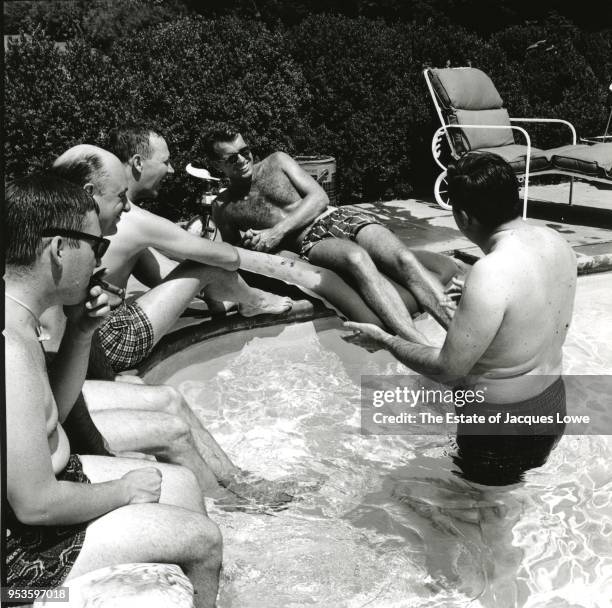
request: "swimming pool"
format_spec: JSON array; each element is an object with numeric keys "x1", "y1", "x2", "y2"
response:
[{"x1": 145, "y1": 272, "x2": 612, "y2": 608}]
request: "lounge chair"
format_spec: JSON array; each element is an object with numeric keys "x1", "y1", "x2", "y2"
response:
[{"x1": 423, "y1": 67, "x2": 612, "y2": 215}]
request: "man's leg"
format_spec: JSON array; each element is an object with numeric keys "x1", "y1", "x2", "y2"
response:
[
  {"x1": 355, "y1": 225, "x2": 458, "y2": 327},
  {"x1": 66, "y1": 456, "x2": 221, "y2": 608},
  {"x1": 307, "y1": 239, "x2": 428, "y2": 342},
  {"x1": 89, "y1": 408, "x2": 221, "y2": 494},
  {"x1": 82, "y1": 381, "x2": 293, "y2": 506},
  {"x1": 135, "y1": 260, "x2": 291, "y2": 348},
  {"x1": 83, "y1": 381, "x2": 238, "y2": 484}
]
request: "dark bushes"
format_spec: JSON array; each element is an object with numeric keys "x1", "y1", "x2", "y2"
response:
[{"x1": 5, "y1": 15, "x2": 611, "y2": 218}]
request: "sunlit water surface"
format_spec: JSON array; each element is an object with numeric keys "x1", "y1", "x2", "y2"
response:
[{"x1": 155, "y1": 273, "x2": 612, "y2": 608}]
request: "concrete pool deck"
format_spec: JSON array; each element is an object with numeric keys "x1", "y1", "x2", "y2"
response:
[{"x1": 362, "y1": 180, "x2": 612, "y2": 273}]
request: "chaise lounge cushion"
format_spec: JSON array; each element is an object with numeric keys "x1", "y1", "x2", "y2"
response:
[
  {"x1": 475, "y1": 145, "x2": 551, "y2": 173},
  {"x1": 431, "y1": 68, "x2": 504, "y2": 110},
  {"x1": 452, "y1": 109, "x2": 515, "y2": 150},
  {"x1": 548, "y1": 143, "x2": 612, "y2": 178}
]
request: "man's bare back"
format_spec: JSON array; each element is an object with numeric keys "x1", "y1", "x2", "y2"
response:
[{"x1": 458, "y1": 221, "x2": 576, "y2": 400}]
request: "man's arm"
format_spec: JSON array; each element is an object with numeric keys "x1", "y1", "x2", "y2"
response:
[
  {"x1": 139, "y1": 208, "x2": 240, "y2": 271},
  {"x1": 6, "y1": 336, "x2": 160, "y2": 526},
  {"x1": 132, "y1": 247, "x2": 180, "y2": 288},
  {"x1": 346, "y1": 260, "x2": 507, "y2": 383},
  {"x1": 243, "y1": 153, "x2": 329, "y2": 252},
  {"x1": 47, "y1": 286, "x2": 110, "y2": 422},
  {"x1": 273, "y1": 152, "x2": 329, "y2": 237},
  {"x1": 211, "y1": 198, "x2": 242, "y2": 245}
]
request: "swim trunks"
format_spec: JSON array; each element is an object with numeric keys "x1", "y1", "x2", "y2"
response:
[
  {"x1": 96, "y1": 300, "x2": 155, "y2": 372},
  {"x1": 453, "y1": 377, "x2": 566, "y2": 486},
  {"x1": 6, "y1": 455, "x2": 90, "y2": 590},
  {"x1": 299, "y1": 205, "x2": 384, "y2": 259}
]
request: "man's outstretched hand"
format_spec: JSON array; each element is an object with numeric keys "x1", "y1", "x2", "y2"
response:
[
  {"x1": 342, "y1": 321, "x2": 392, "y2": 353},
  {"x1": 242, "y1": 228, "x2": 284, "y2": 253}
]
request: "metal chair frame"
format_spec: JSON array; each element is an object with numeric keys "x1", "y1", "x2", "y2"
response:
[{"x1": 424, "y1": 68, "x2": 612, "y2": 216}]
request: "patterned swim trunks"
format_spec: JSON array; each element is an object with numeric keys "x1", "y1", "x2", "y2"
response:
[
  {"x1": 6, "y1": 455, "x2": 90, "y2": 590},
  {"x1": 96, "y1": 300, "x2": 155, "y2": 372},
  {"x1": 299, "y1": 206, "x2": 384, "y2": 259}
]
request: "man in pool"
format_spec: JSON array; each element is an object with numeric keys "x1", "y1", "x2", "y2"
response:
[
  {"x1": 52, "y1": 139, "x2": 291, "y2": 375},
  {"x1": 345, "y1": 152, "x2": 577, "y2": 484},
  {"x1": 6, "y1": 174, "x2": 221, "y2": 608},
  {"x1": 204, "y1": 128, "x2": 462, "y2": 343},
  {"x1": 46, "y1": 143, "x2": 293, "y2": 504}
]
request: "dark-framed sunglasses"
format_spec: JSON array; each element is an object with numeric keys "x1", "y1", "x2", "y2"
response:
[
  {"x1": 220, "y1": 146, "x2": 252, "y2": 165},
  {"x1": 41, "y1": 228, "x2": 110, "y2": 262}
]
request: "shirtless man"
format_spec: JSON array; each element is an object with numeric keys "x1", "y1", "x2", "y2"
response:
[
  {"x1": 6, "y1": 174, "x2": 221, "y2": 608},
  {"x1": 346, "y1": 152, "x2": 577, "y2": 483},
  {"x1": 47, "y1": 144, "x2": 292, "y2": 503},
  {"x1": 52, "y1": 139, "x2": 291, "y2": 375},
  {"x1": 205, "y1": 128, "x2": 461, "y2": 342}
]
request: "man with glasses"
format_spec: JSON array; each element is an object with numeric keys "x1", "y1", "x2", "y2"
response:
[
  {"x1": 206, "y1": 128, "x2": 462, "y2": 344},
  {"x1": 5, "y1": 174, "x2": 222, "y2": 608}
]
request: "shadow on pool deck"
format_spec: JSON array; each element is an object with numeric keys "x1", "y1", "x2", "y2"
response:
[{"x1": 362, "y1": 180, "x2": 612, "y2": 272}]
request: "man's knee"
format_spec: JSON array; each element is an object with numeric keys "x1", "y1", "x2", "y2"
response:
[
  {"x1": 190, "y1": 517, "x2": 223, "y2": 566},
  {"x1": 162, "y1": 416, "x2": 195, "y2": 455},
  {"x1": 149, "y1": 385, "x2": 184, "y2": 417},
  {"x1": 343, "y1": 245, "x2": 375, "y2": 276},
  {"x1": 395, "y1": 248, "x2": 419, "y2": 271}
]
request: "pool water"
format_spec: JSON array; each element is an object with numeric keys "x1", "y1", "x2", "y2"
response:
[{"x1": 151, "y1": 273, "x2": 612, "y2": 608}]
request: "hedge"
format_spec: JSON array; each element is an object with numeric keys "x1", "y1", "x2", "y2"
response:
[{"x1": 5, "y1": 15, "x2": 611, "y2": 219}]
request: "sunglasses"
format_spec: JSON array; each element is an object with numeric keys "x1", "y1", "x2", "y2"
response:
[
  {"x1": 41, "y1": 228, "x2": 110, "y2": 263},
  {"x1": 220, "y1": 146, "x2": 252, "y2": 165}
]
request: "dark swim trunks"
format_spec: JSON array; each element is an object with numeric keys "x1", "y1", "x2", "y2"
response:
[
  {"x1": 453, "y1": 377, "x2": 566, "y2": 486},
  {"x1": 299, "y1": 206, "x2": 384, "y2": 259},
  {"x1": 96, "y1": 300, "x2": 155, "y2": 372},
  {"x1": 6, "y1": 455, "x2": 90, "y2": 589}
]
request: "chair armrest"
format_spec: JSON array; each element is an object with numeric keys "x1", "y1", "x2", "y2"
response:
[
  {"x1": 432, "y1": 124, "x2": 532, "y2": 220},
  {"x1": 510, "y1": 118, "x2": 577, "y2": 145},
  {"x1": 432, "y1": 124, "x2": 533, "y2": 167}
]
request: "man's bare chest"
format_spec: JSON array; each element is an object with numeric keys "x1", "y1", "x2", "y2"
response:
[{"x1": 224, "y1": 179, "x2": 299, "y2": 229}]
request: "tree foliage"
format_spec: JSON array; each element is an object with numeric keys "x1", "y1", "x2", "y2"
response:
[{"x1": 5, "y1": 13, "x2": 611, "y2": 217}]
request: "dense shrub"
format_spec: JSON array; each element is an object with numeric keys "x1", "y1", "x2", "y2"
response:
[
  {"x1": 5, "y1": 18, "x2": 312, "y2": 219},
  {"x1": 5, "y1": 14, "x2": 612, "y2": 217}
]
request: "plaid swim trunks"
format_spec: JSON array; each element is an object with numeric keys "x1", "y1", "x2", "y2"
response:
[
  {"x1": 6, "y1": 455, "x2": 90, "y2": 590},
  {"x1": 96, "y1": 300, "x2": 155, "y2": 372},
  {"x1": 299, "y1": 205, "x2": 383, "y2": 259}
]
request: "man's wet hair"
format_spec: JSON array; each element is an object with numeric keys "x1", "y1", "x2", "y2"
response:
[
  {"x1": 6, "y1": 173, "x2": 98, "y2": 268},
  {"x1": 108, "y1": 126, "x2": 162, "y2": 163},
  {"x1": 447, "y1": 152, "x2": 521, "y2": 229},
  {"x1": 203, "y1": 127, "x2": 242, "y2": 160},
  {"x1": 52, "y1": 148, "x2": 108, "y2": 189}
]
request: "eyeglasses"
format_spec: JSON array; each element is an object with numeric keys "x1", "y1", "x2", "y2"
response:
[
  {"x1": 220, "y1": 146, "x2": 252, "y2": 165},
  {"x1": 41, "y1": 228, "x2": 110, "y2": 263}
]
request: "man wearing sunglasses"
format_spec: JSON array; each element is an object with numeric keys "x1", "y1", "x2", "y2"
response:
[
  {"x1": 6, "y1": 174, "x2": 222, "y2": 608},
  {"x1": 206, "y1": 128, "x2": 462, "y2": 343}
]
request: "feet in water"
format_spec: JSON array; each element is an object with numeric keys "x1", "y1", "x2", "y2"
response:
[
  {"x1": 214, "y1": 473, "x2": 324, "y2": 514},
  {"x1": 239, "y1": 290, "x2": 293, "y2": 317}
]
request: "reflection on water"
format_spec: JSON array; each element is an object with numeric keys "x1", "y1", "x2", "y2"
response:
[{"x1": 163, "y1": 274, "x2": 612, "y2": 608}]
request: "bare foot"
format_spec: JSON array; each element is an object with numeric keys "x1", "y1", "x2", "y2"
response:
[
  {"x1": 224, "y1": 475, "x2": 294, "y2": 507},
  {"x1": 238, "y1": 291, "x2": 293, "y2": 317}
]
